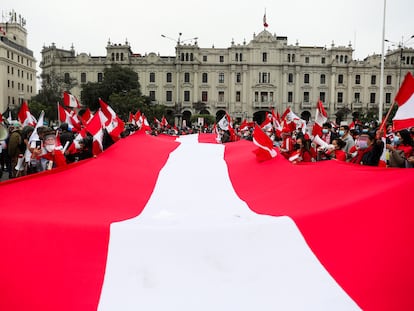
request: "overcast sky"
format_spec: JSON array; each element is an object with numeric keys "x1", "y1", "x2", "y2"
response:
[{"x1": 3, "y1": 0, "x2": 414, "y2": 69}]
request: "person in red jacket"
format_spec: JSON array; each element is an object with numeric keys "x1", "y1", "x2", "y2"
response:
[{"x1": 40, "y1": 131, "x2": 67, "y2": 170}]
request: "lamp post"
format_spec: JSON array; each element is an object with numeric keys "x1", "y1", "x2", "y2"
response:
[{"x1": 161, "y1": 33, "x2": 198, "y2": 128}]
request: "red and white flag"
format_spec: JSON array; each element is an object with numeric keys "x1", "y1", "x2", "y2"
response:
[
  {"x1": 17, "y1": 101, "x2": 37, "y2": 127},
  {"x1": 85, "y1": 113, "x2": 104, "y2": 155},
  {"x1": 260, "y1": 116, "x2": 273, "y2": 132},
  {"x1": 57, "y1": 103, "x2": 81, "y2": 131},
  {"x1": 393, "y1": 72, "x2": 414, "y2": 131},
  {"x1": 263, "y1": 12, "x2": 269, "y2": 28},
  {"x1": 80, "y1": 108, "x2": 93, "y2": 125},
  {"x1": 161, "y1": 116, "x2": 168, "y2": 128},
  {"x1": 63, "y1": 92, "x2": 80, "y2": 108},
  {"x1": 253, "y1": 124, "x2": 277, "y2": 162},
  {"x1": 312, "y1": 100, "x2": 328, "y2": 137},
  {"x1": 98, "y1": 99, "x2": 124, "y2": 141}
]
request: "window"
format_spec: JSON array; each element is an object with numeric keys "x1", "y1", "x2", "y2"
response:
[
  {"x1": 371, "y1": 75, "x2": 376, "y2": 85},
  {"x1": 386, "y1": 75, "x2": 392, "y2": 85},
  {"x1": 64, "y1": 73, "x2": 70, "y2": 84},
  {"x1": 218, "y1": 91, "x2": 224, "y2": 102},
  {"x1": 236, "y1": 72, "x2": 241, "y2": 83},
  {"x1": 202, "y1": 91, "x2": 208, "y2": 102},
  {"x1": 320, "y1": 74, "x2": 326, "y2": 84},
  {"x1": 305, "y1": 56, "x2": 309, "y2": 64},
  {"x1": 218, "y1": 72, "x2": 225, "y2": 83},
  {"x1": 262, "y1": 52, "x2": 267, "y2": 62},
  {"x1": 337, "y1": 92, "x2": 343, "y2": 103},
  {"x1": 370, "y1": 92, "x2": 376, "y2": 104},
  {"x1": 202, "y1": 73, "x2": 208, "y2": 83},
  {"x1": 166, "y1": 72, "x2": 172, "y2": 83},
  {"x1": 319, "y1": 92, "x2": 326, "y2": 103},
  {"x1": 292, "y1": 54, "x2": 295, "y2": 62},
  {"x1": 355, "y1": 74, "x2": 361, "y2": 85},
  {"x1": 303, "y1": 92, "x2": 310, "y2": 103},
  {"x1": 288, "y1": 73, "x2": 293, "y2": 83},
  {"x1": 385, "y1": 93, "x2": 391, "y2": 104},
  {"x1": 184, "y1": 90, "x2": 190, "y2": 102},
  {"x1": 149, "y1": 91, "x2": 156, "y2": 101},
  {"x1": 259, "y1": 72, "x2": 270, "y2": 83},
  {"x1": 81, "y1": 72, "x2": 86, "y2": 83},
  {"x1": 97, "y1": 72, "x2": 103, "y2": 82},
  {"x1": 149, "y1": 72, "x2": 155, "y2": 83},
  {"x1": 239, "y1": 53, "x2": 243, "y2": 62},
  {"x1": 304, "y1": 73, "x2": 309, "y2": 84},
  {"x1": 287, "y1": 54, "x2": 291, "y2": 62},
  {"x1": 321, "y1": 57, "x2": 325, "y2": 64},
  {"x1": 338, "y1": 74, "x2": 344, "y2": 84},
  {"x1": 354, "y1": 92, "x2": 361, "y2": 103},
  {"x1": 184, "y1": 72, "x2": 190, "y2": 83},
  {"x1": 219, "y1": 55, "x2": 224, "y2": 63},
  {"x1": 203, "y1": 55, "x2": 207, "y2": 62},
  {"x1": 260, "y1": 92, "x2": 268, "y2": 102},
  {"x1": 236, "y1": 91, "x2": 241, "y2": 102},
  {"x1": 166, "y1": 91, "x2": 172, "y2": 102},
  {"x1": 288, "y1": 92, "x2": 293, "y2": 103}
]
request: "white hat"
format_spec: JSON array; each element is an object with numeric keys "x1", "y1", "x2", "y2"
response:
[{"x1": 340, "y1": 121, "x2": 348, "y2": 127}]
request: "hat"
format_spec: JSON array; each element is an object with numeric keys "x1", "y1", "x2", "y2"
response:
[
  {"x1": 339, "y1": 121, "x2": 348, "y2": 127},
  {"x1": 42, "y1": 130, "x2": 56, "y2": 140}
]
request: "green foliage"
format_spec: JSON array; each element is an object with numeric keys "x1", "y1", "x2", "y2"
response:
[
  {"x1": 81, "y1": 65, "x2": 143, "y2": 118},
  {"x1": 27, "y1": 100, "x2": 56, "y2": 124},
  {"x1": 29, "y1": 70, "x2": 78, "y2": 123},
  {"x1": 81, "y1": 82, "x2": 104, "y2": 111},
  {"x1": 101, "y1": 65, "x2": 140, "y2": 99}
]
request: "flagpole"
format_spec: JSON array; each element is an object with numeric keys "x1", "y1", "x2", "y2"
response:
[{"x1": 379, "y1": 0, "x2": 386, "y2": 124}]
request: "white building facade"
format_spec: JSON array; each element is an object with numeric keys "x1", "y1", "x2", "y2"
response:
[
  {"x1": 40, "y1": 29, "x2": 414, "y2": 123},
  {"x1": 0, "y1": 11, "x2": 37, "y2": 114}
]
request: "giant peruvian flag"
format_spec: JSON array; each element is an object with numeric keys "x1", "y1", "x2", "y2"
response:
[
  {"x1": 393, "y1": 71, "x2": 414, "y2": 131},
  {"x1": 1, "y1": 133, "x2": 414, "y2": 310}
]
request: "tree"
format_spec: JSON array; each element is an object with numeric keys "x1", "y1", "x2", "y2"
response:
[
  {"x1": 30, "y1": 70, "x2": 78, "y2": 122},
  {"x1": 81, "y1": 65, "x2": 142, "y2": 115}
]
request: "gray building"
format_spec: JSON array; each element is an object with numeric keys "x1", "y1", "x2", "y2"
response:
[
  {"x1": 40, "y1": 29, "x2": 414, "y2": 124},
  {"x1": 0, "y1": 11, "x2": 37, "y2": 114}
]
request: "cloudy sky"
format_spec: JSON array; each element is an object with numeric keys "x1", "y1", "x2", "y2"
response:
[{"x1": 3, "y1": 0, "x2": 413, "y2": 70}]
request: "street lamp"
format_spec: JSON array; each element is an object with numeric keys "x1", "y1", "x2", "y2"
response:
[{"x1": 160, "y1": 33, "x2": 198, "y2": 127}]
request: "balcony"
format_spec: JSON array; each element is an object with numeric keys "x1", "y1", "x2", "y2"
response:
[
  {"x1": 352, "y1": 101, "x2": 363, "y2": 109},
  {"x1": 253, "y1": 101, "x2": 274, "y2": 109},
  {"x1": 215, "y1": 101, "x2": 228, "y2": 109},
  {"x1": 301, "y1": 102, "x2": 312, "y2": 109}
]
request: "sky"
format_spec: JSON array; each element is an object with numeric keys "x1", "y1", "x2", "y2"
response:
[{"x1": 2, "y1": 0, "x2": 414, "y2": 80}]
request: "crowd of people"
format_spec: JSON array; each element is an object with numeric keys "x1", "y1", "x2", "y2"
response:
[
  {"x1": 216, "y1": 121, "x2": 414, "y2": 168},
  {"x1": 1, "y1": 118, "x2": 413, "y2": 182}
]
